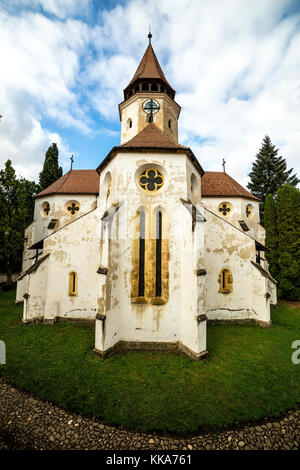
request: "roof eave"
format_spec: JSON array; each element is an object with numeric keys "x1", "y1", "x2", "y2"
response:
[
  {"x1": 201, "y1": 194, "x2": 260, "y2": 202},
  {"x1": 97, "y1": 146, "x2": 204, "y2": 176},
  {"x1": 34, "y1": 191, "x2": 99, "y2": 199}
]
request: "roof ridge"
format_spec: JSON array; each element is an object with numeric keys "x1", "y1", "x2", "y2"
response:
[
  {"x1": 224, "y1": 172, "x2": 241, "y2": 197},
  {"x1": 152, "y1": 123, "x2": 186, "y2": 147},
  {"x1": 226, "y1": 173, "x2": 255, "y2": 198},
  {"x1": 56, "y1": 170, "x2": 71, "y2": 192},
  {"x1": 121, "y1": 123, "x2": 187, "y2": 149}
]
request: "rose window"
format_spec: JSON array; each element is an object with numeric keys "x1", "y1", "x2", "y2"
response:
[
  {"x1": 218, "y1": 203, "x2": 231, "y2": 216},
  {"x1": 139, "y1": 168, "x2": 164, "y2": 192},
  {"x1": 67, "y1": 202, "x2": 80, "y2": 215}
]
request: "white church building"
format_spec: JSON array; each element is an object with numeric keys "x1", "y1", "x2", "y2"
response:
[{"x1": 16, "y1": 36, "x2": 277, "y2": 360}]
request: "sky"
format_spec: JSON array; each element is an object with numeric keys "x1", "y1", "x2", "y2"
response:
[{"x1": 0, "y1": 0, "x2": 299, "y2": 187}]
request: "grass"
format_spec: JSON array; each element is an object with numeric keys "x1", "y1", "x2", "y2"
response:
[{"x1": 0, "y1": 289, "x2": 300, "y2": 434}]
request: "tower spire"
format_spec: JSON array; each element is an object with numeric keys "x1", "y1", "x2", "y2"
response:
[{"x1": 148, "y1": 26, "x2": 152, "y2": 45}]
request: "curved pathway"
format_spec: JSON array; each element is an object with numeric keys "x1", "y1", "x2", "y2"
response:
[{"x1": 0, "y1": 378, "x2": 299, "y2": 450}]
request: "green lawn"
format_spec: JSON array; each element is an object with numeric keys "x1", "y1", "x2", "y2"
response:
[{"x1": 0, "y1": 289, "x2": 299, "y2": 433}]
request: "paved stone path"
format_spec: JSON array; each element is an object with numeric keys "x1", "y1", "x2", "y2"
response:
[{"x1": 0, "y1": 378, "x2": 299, "y2": 450}]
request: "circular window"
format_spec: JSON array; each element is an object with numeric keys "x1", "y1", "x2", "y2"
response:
[
  {"x1": 66, "y1": 201, "x2": 80, "y2": 216},
  {"x1": 142, "y1": 99, "x2": 160, "y2": 114},
  {"x1": 42, "y1": 201, "x2": 50, "y2": 217},
  {"x1": 218, "y1": 202, "x2": 231, "y2": 217},
  {"x1": 139, "y1": 168, "x2": 164, "y2": 192}
]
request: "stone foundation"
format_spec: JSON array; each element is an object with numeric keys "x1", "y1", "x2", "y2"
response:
[
  {"x1": 94, "y1": 340, "x2": 208, "y2": 361},
  {"x1": 207, "y1": 318, "x2": 272, "y2": 328}
]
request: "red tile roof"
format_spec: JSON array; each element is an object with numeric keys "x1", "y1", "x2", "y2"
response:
[
  {"x1": 97, "y1": 123, "x2": 204, "y2": 176},
  {"x1": 125, "y1": 44, "x2": 175, "y2": 92},
  {"x1": 201, "y1": 171, "x2": 259, "y2": 201},
  {"x1": 35, "y1": 170, "x2": 99, "y2": 198},
  {"x1": 121, "y1": 123, "x2": 187, "y2": 149}
]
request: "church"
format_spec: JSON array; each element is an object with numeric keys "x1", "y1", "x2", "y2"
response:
[{"x1": 16, "y1": 35, "x2": 277, "y2": 360}]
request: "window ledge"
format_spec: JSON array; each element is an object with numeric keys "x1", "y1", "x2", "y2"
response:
[{"x1": 131, "y1": 296, "x2": 147, "y2": 304}]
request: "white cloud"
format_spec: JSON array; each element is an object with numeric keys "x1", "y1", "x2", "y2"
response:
[
  {"x1": 3, "y1": 0, "x2": 91, "y2": 19},
  {"x1": 0, "y1": 0, "x2": 300, "y2": 187},
  {"x1": 0, "y1": 9, "x2": 91, "y2": 180}
]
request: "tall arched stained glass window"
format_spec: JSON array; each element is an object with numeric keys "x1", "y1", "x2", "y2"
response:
[
  {"x1": 156, "y1": 211, "x2": 162, "y2": 298},
  {"x1": 138, "y1": 211, "x2": 145, "y2": 297}
]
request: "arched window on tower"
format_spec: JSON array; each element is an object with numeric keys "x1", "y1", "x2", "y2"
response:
[
  {"x1": 168, "y1": 119, "x2": 172, "y2": 129},
  {"x1": 148, "y1": 114, "x2": 153, "y2": 123}
]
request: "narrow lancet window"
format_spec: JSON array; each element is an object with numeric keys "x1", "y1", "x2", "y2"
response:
[
  {"x1": 138, "y1": 211, "x2": 145, "y2": 297},
  {"x1": 156, "y1": 211, "x2": 162, "y2": 297},
  {"x1": 68, "y1": 271, "x2": 78, "y2": 296}
]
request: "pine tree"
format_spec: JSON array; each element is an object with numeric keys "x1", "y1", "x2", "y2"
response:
[
  {"x1": 277, "y1": 184, "x2": 300, "y2": 300},
  {"x1": 264, "y1": 194, "x2": 279, "y2": 280},
  {"x1": 38, "y1": 143, "x2": 62, "y2": 191},
  {"x1": 248, "y1": 135, "x2": 299, "y2": 223}
]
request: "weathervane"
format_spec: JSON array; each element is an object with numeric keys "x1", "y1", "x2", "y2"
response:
[
  {"x1": 222, "y1": 158, "x2": 226, "y2": 173},
  {"x1": 70, "y1": 154, "x2": 74, "y2": 170}
]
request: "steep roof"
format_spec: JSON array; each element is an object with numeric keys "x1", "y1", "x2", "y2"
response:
[
  {"x1": 97, "y1": 123, "x2": 204, "y2": 176},
  {"x1": 35, "y1": 170, "x2": 99, "y2": 198},
  {"x1": 121, "y1": 123, "x2": 187, "y2": 149},
  {"x1": 201, "y1": 171, "x2": 259, "y2": 201},
  {"x1": 125, "y1": 44, "x2": 175, "y2": 93}
]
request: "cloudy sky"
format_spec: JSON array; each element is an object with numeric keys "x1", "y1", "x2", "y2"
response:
[{"x1": 0, "y1": 0, "x2": 299, "y2": 187}]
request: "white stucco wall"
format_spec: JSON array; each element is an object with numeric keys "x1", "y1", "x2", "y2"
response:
[
  {"x1": 33, "y1": 194, "x2": 97, "y2": 244},
  {"x1": 95, "y1": 150, "x2": 206, "y2": 357},
  {"x1": 202, "y1": 196, "x2": 261, "y2": 239},
  {"x1": 203, "y1": 208, "x2": 271, "y2": 323}
]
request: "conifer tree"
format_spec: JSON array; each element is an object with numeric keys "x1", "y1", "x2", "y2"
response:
[
  {"x1": 276, "y1": 184, "x2": 300, "y2": 300},
  {"x1": 248, "y1": 136, "x2": 299, "y2": 223},
  {"x1": 264, "y1": 194, "x2": 279, "y2": 280},
  {"x1": 0, "y1": 160, "x2": 37, "y2": 284},
  {"x1": 39, "y1": 143, "x2": 62, "y2": 191}
]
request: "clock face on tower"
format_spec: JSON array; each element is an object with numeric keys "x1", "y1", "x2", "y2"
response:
[{"x1": 142, "y1": 99, "x2": 160, "y2": 114}]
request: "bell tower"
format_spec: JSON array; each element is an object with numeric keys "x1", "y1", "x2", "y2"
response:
[{"x1": 119, "y1": 33, "x2": 181, "y2": 144}]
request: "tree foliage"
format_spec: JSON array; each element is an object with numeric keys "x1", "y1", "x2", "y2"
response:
[
  {"x1": 264, "y1": 194, "x2": 279, "y2": 280},
  {"x1": 248, "y1": 135, "x2": 299, "y2": 223},
  {"x1": 38, "y1": 143, "x2": 62, "y2": 192},
  {"x1": 276, "y1": 184, "x2": 300, "y2": 300},
  {"x1": 0, "y1": 160, "x2": 37, "y2": 284}
]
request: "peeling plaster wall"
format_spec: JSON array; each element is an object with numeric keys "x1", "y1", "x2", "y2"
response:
[
  {"x1": 23, "y1": 209, "x2": 101, "y2": 321},
  {"x1": 33, "y1": 194, "x2": 97, "y2": 244},
  {"x1": 202, "y1": 196, "x2": 262, "y2": 240},
  {"x1": 203, "y1": 209, "x2": 271, "y2": 323},
  {"x1": 16, "y1": 222, "x2": 35, "y2": 303},
  {"x1": 42, "y1": 209, "x2": 100, "y2": 320},
  {"x1": 23, "y1": 259, "x2": 49, "y2": 321},
  {"x1": 95, "y1": 150, "x2": 206, "y2": 356}
]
